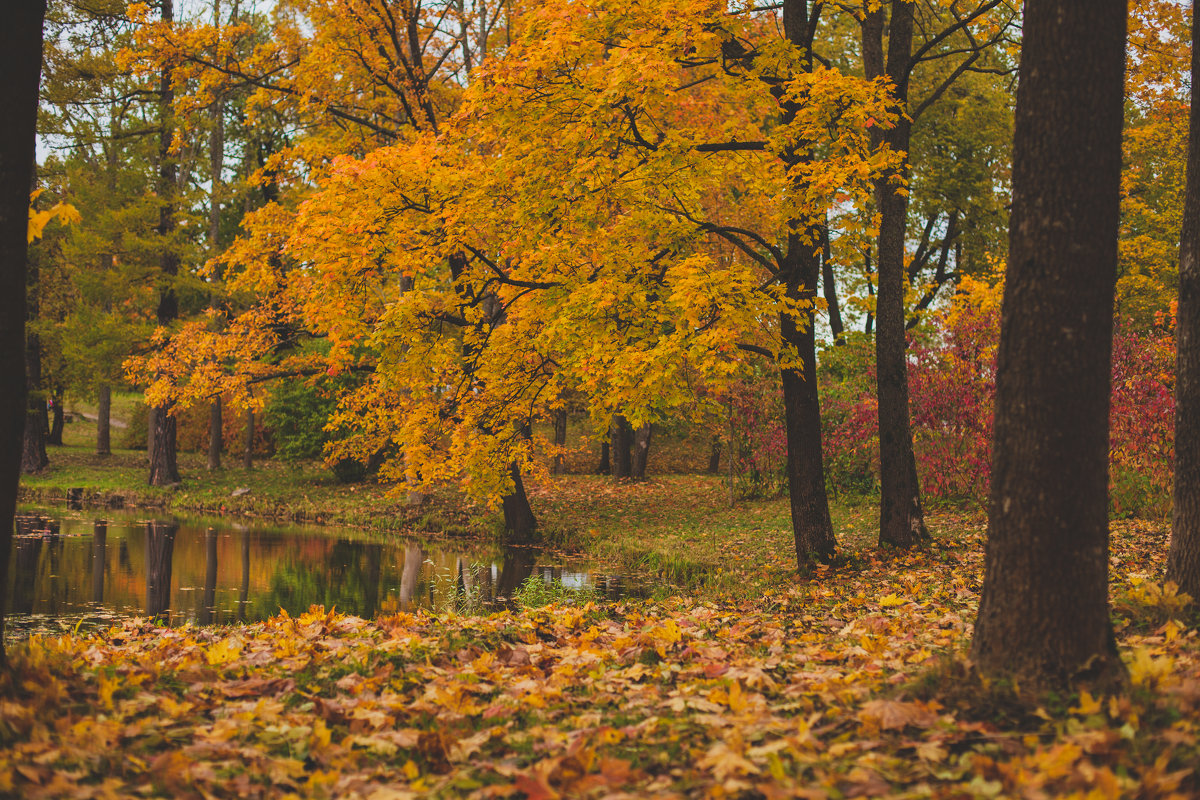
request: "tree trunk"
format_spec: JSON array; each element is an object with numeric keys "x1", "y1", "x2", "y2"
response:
[
  {"x1": 874, "y1": 0, "x2": 929, "y2": 550},
  {"x1": 971, "y1": 0, "x2": 1128, "y2": 692},
  {"x1": 96, "y1": 384, "x2": 111, "y2": 455},
  {"x1": 707, "y1": 436, "x2": 722, "y2": 474},
  {"x1": 631, "y1": 422, "x2": 652, "y2": 480},
  {"x1": 596, "y1": 440, "x2": 610, "y2": 474},
  {"x1": 47, "y1": 385, "x2": 64, "y2": 445},
  {"x1": 610, "y1": 414, "x2": 632, "y2": 480},
  {"x1": 199, "y1": 527, "x2": 218, "y2": 625},
  {"x1": 821, "y1": 224, "x2": 844, "y2": 344},
  {"x1": 208, "y1": 397, "x2": 223, "y2": 469},
  {"x1": 148, "y1": 0, "x2": 180, "y2": 487},
  {"x1": 0, "y1": 0, "x2": 43, "y2": 664},
  {"x1": 502, "y1": 461, "x2": 537, "y2": 541},
  {"x1": 243, "y1": 407, "x2": 254, "y2": 470},
  {"x1": 1168, "y1": 3, "x2": 1200, "y2": 604},
  {"x1": 551, "y1": 407, "x2": 567, "y2": 476},
  {"x1": 21, "y1": 330, "x2": 48, "y2": 473},
  {"x1": 148, "y1": 405, "x2": 180, "y2": 485}
]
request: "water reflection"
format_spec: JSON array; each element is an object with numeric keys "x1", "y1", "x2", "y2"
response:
[{"x1": 5, "y1": 509, "x2": 633, "y2": 638}]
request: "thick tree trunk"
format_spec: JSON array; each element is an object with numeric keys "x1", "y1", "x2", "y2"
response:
[
  {"x1": 502, "y1": 461, "x2": 537, "y2": 541},
  {"x1": 208, "y1": 397, "x2": 223, "y2": 470},
  {"x1": 631, "y1": 422, "x2": 652, "y2": 480},
  {"x1": 96, "y1": 383, "x2": 111, "y2": 456},
  {"x1": 148, "y1": 0, "x2": 180, "y2": 487},
  {"x1": 148, "y1": 406, "x2": 180, "y2": 485},
  {"x1": 610, "y1": 414, "x2": 632, "y2": 480},
  {"x1": 0, "y1": 1, "x2": 43, "y2": 664},
  {"x1": 971, "y1": 0, "x2": 1128, "y2": 692},
  {"x1": 1168, "y1": 4, "x2": 1200, "y2": 604},
  {"x1": 47, "y1": 385, "x2": 64, "y2": 445},
  {"x1": 551, "y1": 408, "x2": 567, "y2": 476},
  {"x1": 596, "y1": 440, "x2": 610, "y2": 474},
  {"x1": 874, "y1": 1, "x2": 929, "y2": 550}
]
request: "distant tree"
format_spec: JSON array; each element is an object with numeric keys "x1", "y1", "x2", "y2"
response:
[
  {"x1": 971, "y1": 0, "x2": 1128, "y2": 691},
  {"x1": 0, "y1": 0, "x2": 47, "y2": 666}
]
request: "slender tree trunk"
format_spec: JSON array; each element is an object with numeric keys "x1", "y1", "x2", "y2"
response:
[
  {"x1": 551, "y1": 408, "x2": 567, "y2": 476},
  {"x1": 47, "y1": 385, "x2": 64, "y2": 445},
  {"x1": 96, "y1": 383, "x2": 112, "y2": 455},
  {"x1": 821, "y1": 224, "x2": 844, "y2": 344},
  {"x1": 208, "y1": 397, "x2": 223, "y2": 469},
  {"x1": 971, "y1": 0, "x2": 1128, "y2": 692},
  {"x1": 149, "y1": 0, "x2": 181, "y2": 487},
  {"x1": 707, "y1": 436, "x2": 722, "y2": 474},
  {"x1": 631, "y1": 422, "x2": 652, "y2": 480},
  {"x1": 243, "y1": 407, "x2": 253, "y2": 470},
  {"x1": 610, "y1": 414, "x2": 633, "y2": 480},
  {"x1": 1168, "y1": 3, "x2": 1200, "y2": 604},
  {"x1": 874, "y1": 0, "x2": 929, "y2": 550}
]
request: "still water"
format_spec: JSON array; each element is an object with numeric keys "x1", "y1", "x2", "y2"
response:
[{"x1": 5, "y1": 507, "x2": 631, "y2": 638}]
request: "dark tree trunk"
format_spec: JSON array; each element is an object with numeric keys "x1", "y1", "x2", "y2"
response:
[
  {"x1": 596, "y1": 440, "x2": 610, "y2": 474},
  {"x1": 777, "y1": 0, "x2": 837, "y2": 567},
  {"x1": 610, "y1": 414, "x2": 633, "y2": 480},
  {"x1": 551, "y1": 407, "x2": 567, "y2": 476},
  {"x1": 821, "y1": 224, "x2": 844, "y2": 344},
  {"x1": 148, "y1": 406, "x2": 179, "y2": 485},
  {"x1": 631, "y1": 422, "x2": 652, "y2": 480},
  {"x1": 971, "y1": 0, "x2": 1128, "y2": 692},
  {"x1": 145, "y1": 520, "x2": 178, "y2": 619},
  {"x1": 47, "y1": 385, "x2": 64, "y2": 445},
  {"x1": 707, "y1": 436, "x2": 722, "y2": 474},
  {"x1": 21, "y1": 329, "x2": 48, "y2": 473},
  {"x1": 1168, "y1": 4, "x2": 1200, "y2": 604},
  {"x1": 502, "y1": 461, "x2": 537, "y2": 542},
  {"x1": 96, "y1": 383, "x2": 111, "y2": 456},
  {"x1": 148, "y1": 0, "x2": 180, "y2": 487},
  {"x1": 237, "y1": 529, "x2": 250, "y2": 622},
  {"x1": 208, "y1": 397, "x2": 223, "y2": 470},
  {"x1": 243, "y1": 407, "x2": 254, "y2": 470},
  {"x1": 874, "y1": 0, "x2": 929, "y2": 550}
]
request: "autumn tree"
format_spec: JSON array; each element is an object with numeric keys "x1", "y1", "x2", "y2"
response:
[
  {"x1": 0, "y1": 0, "x2": 47, "y2": 666},
  {"x1": 1168, "y1": 1, "x2": 1200, "y2": 603},
  {"x1": 971, "y1": 0, "x2": 1128, "y2": 691}
]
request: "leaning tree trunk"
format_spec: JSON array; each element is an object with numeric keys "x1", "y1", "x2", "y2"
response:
[
  {"x1": 971, "y1": 0, "x2": 1128, "y2": 692},
  {"x1": 0, "y1": 0, "x2": 45, "y2": 666},
  {"x1": 96, "y1": 383, "x2": 112, "y2": 455},
  {"x1": 1168, "y1": 3, "x2": 1200, "y2": 604},
  {"x1": 148, "y1": 0, "x2": 181, "y2": 487},
  {"x1": 502, "y1": 461, "x2": 537, "y2": 542},
  {"x1": 631, "y1": 422, "x2": 652, "y2": 480}
]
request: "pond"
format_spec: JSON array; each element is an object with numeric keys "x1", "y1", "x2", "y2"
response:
[{"x1": 4, "y1": 507, "x2": 633, "y2": 639}]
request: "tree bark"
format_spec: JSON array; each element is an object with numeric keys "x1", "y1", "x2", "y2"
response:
[
  {"x1": 243, "y1": 407, "x2": 254, "y2": 470},
  {"x1": 21, "y1": 329, "x2": 48, "y2": 473},
  {"x1": 96, "y1": 383, "x2": 111, "y2": 455},
  {"x1": 631, "y1": 422, "x2": 652, "y2": 480},
  {"x1": 874, "y1": 0, "x2": 929, "y2": 550},
  {"x1": 551, "y1": 407, "x2": 567, "y2": 476},
  {"x1": 971, "y1": 0, "x2": 1128, "y2": 692},
  {"x1": 820, "y1": 224, "x2": 844, "y2": 344},
  {"x1": 1168, "y1": 3, "x2": 1200, "y2": 604},
  {"x1": 707, "y1": 436, "x2": 722, "y2": 474},
  {"x1": 47, "y1": 385, "x2": 64, "y2": 445},
  {"x1": 609, "y1": 414, "x2": 633, "y2": 480},
  {"x1": 208, "y1": 397, "x2": 223, "y2": 469},
  {"x1": 0, "y1": 0, "x2": 45, "y2": 664},
  {"x1": 596, "y1": 440, "x2": 610, "y2": 474},
  {"x1": 149, "y1": 0, "x2": 181, "y2": 487},
  {"x1": 206, "y1": 31, "x2": 225, "y2": 472},
  {"x1": 502, "y1": 461, "x2": 537, "y2": 542}
]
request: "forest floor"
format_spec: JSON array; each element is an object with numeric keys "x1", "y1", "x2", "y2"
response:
[{"x1": 1, "y1": 511, "x2": 1197, "y2": 798}]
